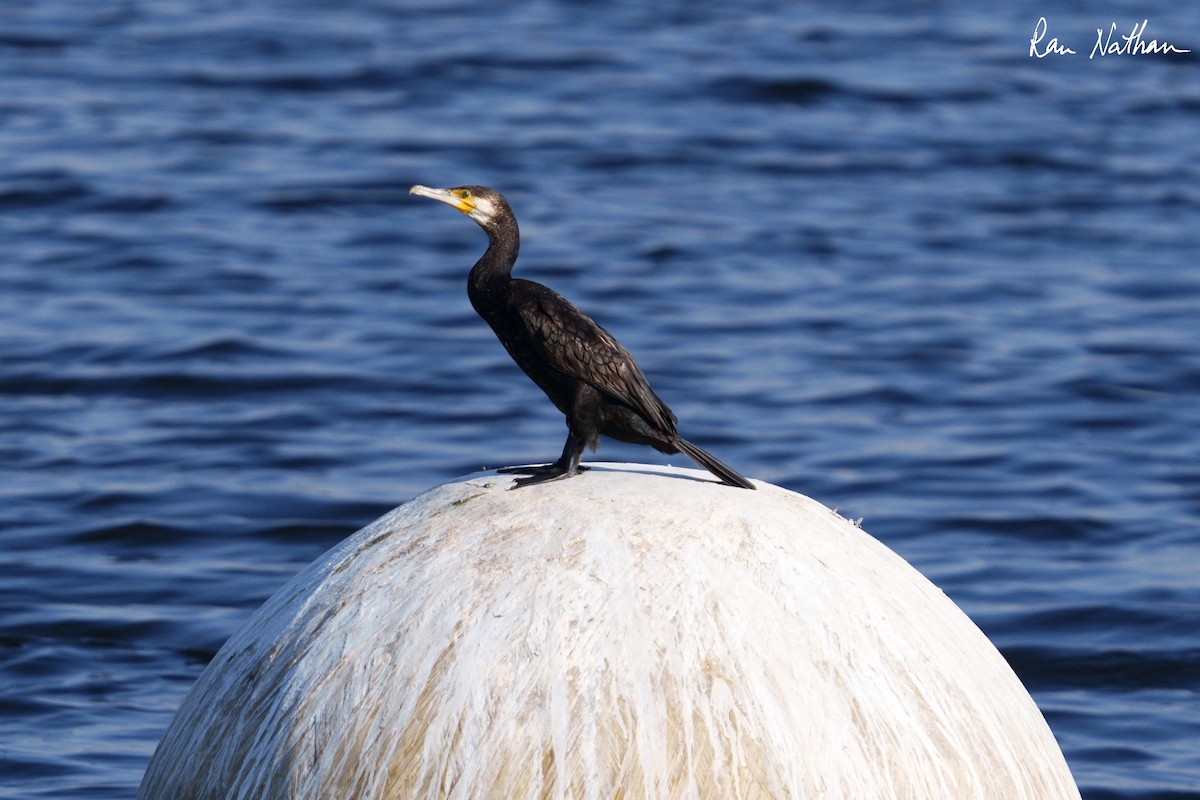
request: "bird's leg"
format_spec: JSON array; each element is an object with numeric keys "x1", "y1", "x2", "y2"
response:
[
  {"x1": 495, "y1": 436, "x2": 587, "y2": 474},
  {"x1": 505, "y1": 431, "x2": 587, "y2": 488}
]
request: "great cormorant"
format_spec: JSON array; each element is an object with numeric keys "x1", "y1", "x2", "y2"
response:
[{"x1": 410, "y1": 184, "x2": 754, "y2": 490}]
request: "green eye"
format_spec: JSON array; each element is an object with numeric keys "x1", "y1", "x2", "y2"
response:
[{"x1": 459, "y1": 190, "x2": 471, "y2": 199}]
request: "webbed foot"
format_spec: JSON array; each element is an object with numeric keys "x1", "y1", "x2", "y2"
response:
[
  {"x1": 498, "y1": 463, "x2": 589, "y2": 488},
  {"x1": 497, "y1": 464, "x2": 590, "y2": 476}
]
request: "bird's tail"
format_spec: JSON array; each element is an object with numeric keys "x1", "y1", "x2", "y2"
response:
[{"x1": 676, "y1": 438, "x2": 756, "y2": 490}]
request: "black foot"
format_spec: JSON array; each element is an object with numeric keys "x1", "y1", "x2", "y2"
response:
[
  {"x1": 512, "y1": 468, "x2": 575, "y2": 488},
  {"x1": 496, "y1": 463, "x2": 548, "y2": 475},
  {"x1": 497, "y1": 463, "x2": 590, "y2": 476},
  {"x1": 499, "y1": 463, "x2": 589, "y2": 489},
  {"x1": 498, "y1": 431, "x2": 589, "y2": 489}
]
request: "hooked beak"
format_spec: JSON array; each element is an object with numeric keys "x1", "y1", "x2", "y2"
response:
[{"x1": 409, "y1": 185, "x2": 475, "y2": 215}]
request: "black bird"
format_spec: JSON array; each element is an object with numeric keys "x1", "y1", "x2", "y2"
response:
[{"x1": 410, "y1": 184, "x2": 754, "y2": 490}]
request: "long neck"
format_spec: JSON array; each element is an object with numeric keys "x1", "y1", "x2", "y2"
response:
[{"x1": 468, "y1": 218, "x2": 520, "y2": 308}]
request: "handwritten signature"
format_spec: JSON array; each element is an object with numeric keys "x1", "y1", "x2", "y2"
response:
[{"x1": 1029, "y1": 17, "x2": 1191, "y2": 59}]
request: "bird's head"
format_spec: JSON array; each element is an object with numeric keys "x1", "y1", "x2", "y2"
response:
[{"x1": 409, "y1": 185, "x2": 509, "y2": 229}]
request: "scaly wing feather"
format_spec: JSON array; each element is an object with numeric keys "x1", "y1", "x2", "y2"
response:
[{"x1": 513, "y1": 280, "x2": 677, "y2": 433}]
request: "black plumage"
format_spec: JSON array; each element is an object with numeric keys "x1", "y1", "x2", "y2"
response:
[{"x1": 410, "y1": 184, "x2": 754, "y2": 490}]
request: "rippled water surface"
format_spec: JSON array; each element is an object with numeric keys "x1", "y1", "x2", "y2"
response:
[{"x1": 2, "y1": 2, "x2": 1198, "y2": 797}]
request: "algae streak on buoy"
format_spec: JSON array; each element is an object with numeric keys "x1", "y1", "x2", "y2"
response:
[{"x1": 139, "y1": 463, "x2": 1081, "y2": 799}]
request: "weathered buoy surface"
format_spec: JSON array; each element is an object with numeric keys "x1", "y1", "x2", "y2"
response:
[{"x1": 139, "y1": 463, "x2": 1080, "y2": 799}]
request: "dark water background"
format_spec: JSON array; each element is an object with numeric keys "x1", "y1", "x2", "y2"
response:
[{"x1": 1, "y1": 1, "x2": 1198, "y2": 797}]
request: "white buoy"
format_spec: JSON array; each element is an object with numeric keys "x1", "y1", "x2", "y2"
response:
[{"x1": 139, "y1": 463, "x2": 1080, "y2": 799}]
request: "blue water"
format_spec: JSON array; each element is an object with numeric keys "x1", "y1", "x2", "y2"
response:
[{"x1": 1, "y1": 2, "x2": 1198, "y2": 797}]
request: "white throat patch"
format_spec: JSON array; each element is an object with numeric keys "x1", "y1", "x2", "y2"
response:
[{"x1": 468, "y1": 195, "x2": 497, "y2": 223}]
